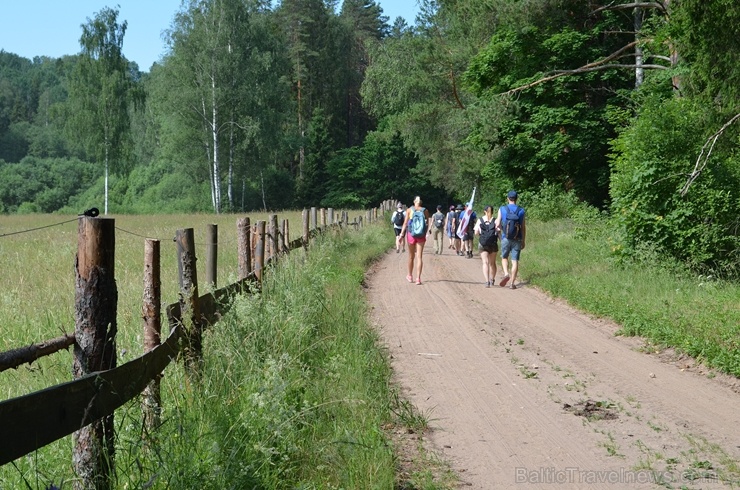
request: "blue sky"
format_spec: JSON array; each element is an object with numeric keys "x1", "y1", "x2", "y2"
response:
[{"x1": 0, "y1": 1, "x2": 419, "y2": 72}]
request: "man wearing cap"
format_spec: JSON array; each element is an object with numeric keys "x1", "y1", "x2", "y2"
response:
[
  {"x1": 431, "y1": 205, "x2": 446, "y2": 255},
  {"x1": 391, "y1": 203, "x2": 406, "y2": 253},
  {"x1": 495, "y1": 191, "x2": 526, "y2": 289}
]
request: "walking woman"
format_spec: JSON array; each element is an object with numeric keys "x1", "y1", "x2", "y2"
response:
[
  {"x1": 401, "y1": 196, "x2": 431, "y2": 285},
  {"x1": 474, "y1": 205, "x2": 499, "y2": 287}
]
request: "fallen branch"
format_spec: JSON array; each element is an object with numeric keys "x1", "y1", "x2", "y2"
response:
[
  {"x1": 680, "y1": 113, "x2": 740, "y2": 196},
  {"x1": 592, "y1": 1, "x2": 668, "y2": 16},
  {"x1": 0, "y1": 333, "x2": 76, "y2": 372}
]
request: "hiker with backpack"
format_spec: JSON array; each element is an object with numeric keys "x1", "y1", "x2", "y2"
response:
[
  {"x1": 446, "y1": 205, "x2": 457, "y2": 250},
  {"x1": 431, "y1": 205, "x2": 446, "y2": 255},
  {"x1": 474, "y1": 205, "x2": 499, "y2": 287},
  {"x1": 400, "y1": 195, "x2": 431, "y2": 285},
  {"x1": 495, "y1": 191, "x2": 526, "y2": 289},
  {"x1": 391, "y1": 203, "x2": 406, "y2": 253}
]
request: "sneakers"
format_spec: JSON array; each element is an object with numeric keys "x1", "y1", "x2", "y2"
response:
[
  {"x1": 396, "y1": 248, "x2": 400, "y2": 253},
  {"x1": 485, "y1": 280, "x2": 491, "y2": 288},
  {"x1": 406, "y1": 274, "x2": 413, "y2": 283},
  {"x1": 509, "y1": 283, "x2": 517, "y2": 290},
  {"x1": 416, "y1": 279, "x2": 422, "y2": 285},
  {"x1": 499, "y1": 275, "x2": 510, "y2": 287}
]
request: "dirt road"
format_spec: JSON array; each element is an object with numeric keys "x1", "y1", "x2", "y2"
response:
[{"x1": 367, "y1": 246, "x2": 740, "y2": 489}]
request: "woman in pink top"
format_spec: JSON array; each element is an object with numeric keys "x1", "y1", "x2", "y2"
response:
[{"x1": 400, "y1": 196, "x2": 431, "y2": 285}]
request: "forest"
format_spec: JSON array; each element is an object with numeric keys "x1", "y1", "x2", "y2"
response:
[{"x1": 0, "y1": 0, "x2": 738, "y2": 275}]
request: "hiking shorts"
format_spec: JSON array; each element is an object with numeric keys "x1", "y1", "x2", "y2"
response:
[
  {"x1": 501, "y1": 237, "x2": 521, "y2": 261},
  {"x1": 407, "y1": 234, "x2": 427, "y2": 245},
  {"x1": 394, "y1": 227, "x2": 403, "y2": 237},
  {"x1": 478, "y1": 242, "x2": 498, "y2": 254}
]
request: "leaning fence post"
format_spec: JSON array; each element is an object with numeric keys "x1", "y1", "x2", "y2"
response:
[
  {"x1": 237, "y1": 217, "x2": 252, "y2": 280},
  {"x1": 255, "y1": 221, "x2": 266, "y2": 283},
  {"x1": 73, "y1": 215, "x2": 117, "y2": 489},
  {"x1": 142, "y1": 238, "x2": 161, "y2": 434},
  {"x1": 175, "y1": 228, "x2": 201, "y2": 373},
  {"x1": 205, "y1": 224, "x2": 218, "y2": 289}
]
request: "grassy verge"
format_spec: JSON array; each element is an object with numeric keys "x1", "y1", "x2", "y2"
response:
[{"x1": 524, "y1": 217, "x2": 740, "y2": 377}]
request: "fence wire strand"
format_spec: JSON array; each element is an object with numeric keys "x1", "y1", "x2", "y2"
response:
[{"x1": 0, "y1": 218, "x2": 78, "y2": 239}]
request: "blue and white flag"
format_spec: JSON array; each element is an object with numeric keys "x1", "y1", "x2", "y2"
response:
[{"x1": 456, "y1": 187, "x2": 476, "y2": 239}]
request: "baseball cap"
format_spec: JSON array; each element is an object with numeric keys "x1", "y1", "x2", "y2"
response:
[{"x1": 507, "y1": 190, "x2": 518, "y2": 199}]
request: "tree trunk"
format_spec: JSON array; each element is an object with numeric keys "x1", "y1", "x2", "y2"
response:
[{"x1": 634, "y1": 7, "x2": 644, "y2": 88}]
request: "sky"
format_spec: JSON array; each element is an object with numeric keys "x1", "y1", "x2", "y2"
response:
[{"x1": 0, "y1": 1, "x2": 420, "y2": 72}]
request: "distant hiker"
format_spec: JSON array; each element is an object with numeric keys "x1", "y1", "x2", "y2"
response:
[
  {"x1": 401, "y1": 196, "x2": 431, "y2": 285},
  {"x1": 446, "y1": 205, "x2": 457, "y2": 250},
  {"x1": 391, "y1": 203, "x2": 406, "y2": 253},
  {"x1": 431, "y1": 204, "x2": 446, "y2": 255},
  {"x1": 474, "y1": 205, "x2": 498, "y2": 287},
  {"x1": 460, "y1": 203, "x2": 477, "y2": 259},
  {"x1": 495, "y1": 191, "x2": 526, "y2": 289},
  {"x1": 454, "y1": 204, "x2": 465, "y2": 255}
]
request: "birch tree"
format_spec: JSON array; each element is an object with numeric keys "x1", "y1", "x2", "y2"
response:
[{"x1": 67, "y1": 7, "x2": 132, "y2": 215}]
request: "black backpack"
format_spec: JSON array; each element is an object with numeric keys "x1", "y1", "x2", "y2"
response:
[
  {"x1": 501, "y1": 205, "x2": 523, "y2": 240},
  {"x1": 392, "y1": 210, "x2": 404, "y2": 227},
  {"x1": 479, "y1": 219, "x2": 497, "y2": 247}
]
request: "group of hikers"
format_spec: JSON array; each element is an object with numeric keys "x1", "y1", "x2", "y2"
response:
[{"x1": 391, "y1": 192, "x2": 525, "y2": 288}]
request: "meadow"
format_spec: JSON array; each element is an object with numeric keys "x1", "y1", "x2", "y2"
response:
[{"x1": 1, "y1": 211, "x2": 451, "y2": 489}]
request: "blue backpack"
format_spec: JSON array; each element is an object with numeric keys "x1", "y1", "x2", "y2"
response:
[
  {"x1": 501, "y1": 205, "x2": 523, "y2": 240},
  {"x1": 409, "y1": 208, "x2": 427, "y2": 237}
]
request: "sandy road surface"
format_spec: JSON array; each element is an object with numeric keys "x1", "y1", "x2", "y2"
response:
[{"x1": 367, "y1": 246, "x2": 740, "y2": 489}]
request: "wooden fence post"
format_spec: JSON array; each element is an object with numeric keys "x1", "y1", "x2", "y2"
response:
[
  {"x1": 73, "y1": 216, "x2": 117, "y2": 490},
  {"x1": 281, "y1": 219, "x2": 289, "y2": 253},
  {"x1": 302, "y1": 209, "x2": 309, "y2": 246},
  {"x1": 237, "y1": 217, "x2": 252, "y2": 280},
  {"x1": 175, "y1": 228, "x2": 201, "y2": 373},
  {"x1": 255, "y1": 221, "x2": 266, "y2": 283},
  {"x1": 269, "y1": 214, "x2": 279, "y2": 261},
  {"x1": 320, "y1": 208, "x2": 326, "y2": 228},
  {"x1": 328, "y1": 208, "x2": 334, "y2": 226},
  {"x1": 142, "y1": 238, "x2": 161, "y2": 434},
  {"x1": 205, "y1": 224, "x2": 218, "y2": 289},
  {"x1": 310, "y1": 207, "x2": 317, "y2": 231}
]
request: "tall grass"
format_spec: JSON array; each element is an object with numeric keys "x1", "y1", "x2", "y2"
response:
[
  {"x1": 524, "y1": 213, "x2": 740, "y2": 377},
  {"x1": 2, "y1": 211, "x2": 401, "y2": 489}
]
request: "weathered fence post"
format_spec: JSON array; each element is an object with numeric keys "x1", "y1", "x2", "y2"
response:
[
  {"x1": 269, "y1": 214, "x2": 279, "y2": 261},
  {"x1": 142, "y1": 238, "x2": 161, "y2": 434},
  {"x1": 73, "y1": 216, "x2": 117, "y2": 490},
  {"x1": 237, "y1": 217, "x2": 252, "y2": 280},
  {"x1": 328, "y1": 208, "x2": 334, "y2": 226},
  {"x1": 281, "y1": 219, "x2": 289, "y2": 253},
  {"x1": 175, "y1": 228, "x2": 201, "y2": 373},
  {"x1": 310, "y1": 207, "x2": 318, "y2": 231},
  {"x1": 302, "y1": 209, "x2": 310, "y2": 247},
  {"x1": 255, "y1": 221, "x2": 266, "y2": 283},
  {"x1": 320, "y1": 208, "x2": 326, "y2": 228},
  {"x1": 205, "y1": 224, "x2": 218, "y2": 289}
]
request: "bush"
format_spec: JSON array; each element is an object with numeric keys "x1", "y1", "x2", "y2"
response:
[{"x1": 609, "y1": 95, "x2": 740, "y2": 277}]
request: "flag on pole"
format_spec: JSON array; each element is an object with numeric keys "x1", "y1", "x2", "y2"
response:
[{"x1": 456, "y1": 187, "x2": 476, "y2": 239}]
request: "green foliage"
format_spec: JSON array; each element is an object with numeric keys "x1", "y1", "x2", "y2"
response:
[
  {"x1": 0, "y1": 156, "x2": 101, "y2": 213},
  {"x1": 610, "y1": 95, "x2": 740, "y2": 275}
]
